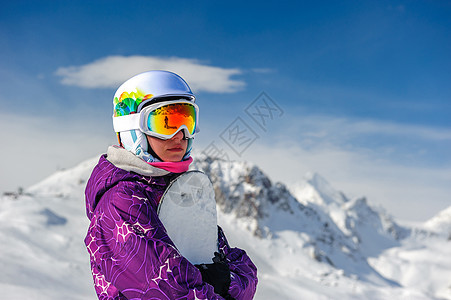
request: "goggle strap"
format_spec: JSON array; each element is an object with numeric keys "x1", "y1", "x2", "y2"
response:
[{"x1": 112, "y1": 114, "x2": 141, "y2": 132}]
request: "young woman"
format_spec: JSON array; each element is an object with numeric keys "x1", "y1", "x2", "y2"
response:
[{"x1": 84, "y1": 71, "x2": 258, "y2": 299}]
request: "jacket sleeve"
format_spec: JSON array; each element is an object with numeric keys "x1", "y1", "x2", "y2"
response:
[
  {"x1": 218, "y1": 227, "x2": 258, "y2": 300},
  {"x1": 85, "y1": 182, "x2": 226, "y2": 300}
]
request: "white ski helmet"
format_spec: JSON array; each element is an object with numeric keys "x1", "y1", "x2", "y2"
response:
[{"x1": 112, "y1": 70, "x2": 197, "y2": 162}]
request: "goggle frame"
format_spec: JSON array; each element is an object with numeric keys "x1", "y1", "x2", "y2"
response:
[{"x1": 112, "y1": 99, "x2": 199, "y2": 140}]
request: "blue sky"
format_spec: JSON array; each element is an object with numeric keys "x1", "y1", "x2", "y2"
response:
[{"x1": 1, "y1": 0, "x2": 450, "y2": 221}]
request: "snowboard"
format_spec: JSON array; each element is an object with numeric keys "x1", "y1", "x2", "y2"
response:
[{"x1": 157, "y1": 170, "x2": 218, "y2": 265}]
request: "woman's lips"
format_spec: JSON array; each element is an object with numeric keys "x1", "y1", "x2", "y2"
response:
[{"x1": 167, "y1": 147, "x2": 183, "y2": 152}]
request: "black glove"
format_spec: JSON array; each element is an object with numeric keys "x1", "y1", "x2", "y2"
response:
[{"x1": 195, "y1": 252, "x2": 233, "y2": 298}]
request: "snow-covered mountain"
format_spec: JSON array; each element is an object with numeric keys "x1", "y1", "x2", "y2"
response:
[
  {"x1": 1, "y1": 155, "x2": 450, "y2": 299},
  {"x1": 424, "y1": 205, "x2": 451, "y2": 238}
]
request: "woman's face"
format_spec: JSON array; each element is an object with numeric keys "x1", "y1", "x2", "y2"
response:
[{"x1": 146, "y1": 131, "x2": 188, "y2": 162}]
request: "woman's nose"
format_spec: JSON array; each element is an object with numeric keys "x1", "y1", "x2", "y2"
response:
[{"x1": 171, "y1": 130, "x2": 184, "y2": 140}]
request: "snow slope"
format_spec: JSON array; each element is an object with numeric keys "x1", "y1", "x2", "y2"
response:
[
  {"x1": 0, "y1": 158, "x2": 97, "y2": 299},
  {"x1": 0, "y1": 155, "x2": 450, "y2": 299}
]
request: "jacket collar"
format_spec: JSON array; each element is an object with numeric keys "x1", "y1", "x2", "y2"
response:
[{"x1": 106, "y1": 146, "x2": 171, "y2": 177}]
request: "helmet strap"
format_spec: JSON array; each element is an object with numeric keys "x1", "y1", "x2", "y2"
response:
[{"x1": 116, "y1": 132, "x2": 122, "y2": 147}]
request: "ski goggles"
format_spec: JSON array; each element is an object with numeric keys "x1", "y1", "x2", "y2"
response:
[{"x1": 113, "y1": 100, "x2": 199, "y2": 140}]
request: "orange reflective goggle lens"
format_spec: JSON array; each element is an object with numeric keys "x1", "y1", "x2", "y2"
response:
[{"x1": 144, "y1": 101, "x2": 198, "y2": 138}]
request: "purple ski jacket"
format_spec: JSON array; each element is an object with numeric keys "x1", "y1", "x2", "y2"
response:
[{"x1": 84, "y1": 147, "x2": 258, "y2": 299}]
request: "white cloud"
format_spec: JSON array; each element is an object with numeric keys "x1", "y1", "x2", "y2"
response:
[
  {"x1": 250, "y1": 68, "x2": 275, "y2": 74},
  {"x1": 334, "y1": 118, "x2": 451, "y2": 141},
  {"x1": 277, "y1": 112, "x2": 451, "y2": 142},
  {"x1": 55, "y1": 55, "x2": 245, "y2": 93}
]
